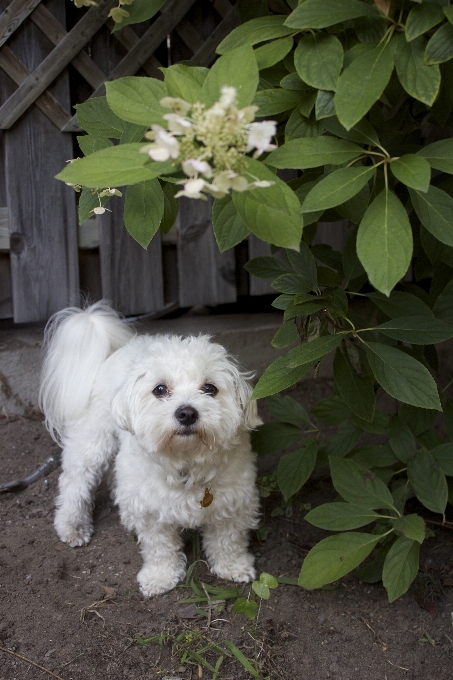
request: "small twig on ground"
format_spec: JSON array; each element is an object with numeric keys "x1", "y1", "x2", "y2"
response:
[
  {"x1": 54, "y1": 652, "x2": 85, "y2": 669},
  {"x1": 0, "y1": 645, "x2": 65, "y2": 680},
  {"x1": 360, "y1": 616, "x2": 388, "y2": 651},
  {"x1": 387, "y1": 659, "x2": 411, "y2": 671}
]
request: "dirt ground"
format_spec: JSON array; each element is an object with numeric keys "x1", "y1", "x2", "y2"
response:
[{"x1": 1, "y1": 378, "x2": 453, "y2": 680}]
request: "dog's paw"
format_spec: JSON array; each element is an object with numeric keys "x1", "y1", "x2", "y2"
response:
[
  {"x1": 54, "y1": 518, "x2": 93, "y2": 547},
  {"x1": 137, "y1": 563, "x2": 186, "y2": 598},
  {"x1": 210, "y1": 554, "x2": 256, "y2": 583}
]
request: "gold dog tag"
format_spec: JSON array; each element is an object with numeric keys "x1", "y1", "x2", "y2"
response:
[{"x1": 200, "y1": 487, "x2": 213, "y2": 508}]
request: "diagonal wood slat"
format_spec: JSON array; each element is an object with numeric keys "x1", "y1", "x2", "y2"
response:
[
  {"x1": 62, "y1": 0, "x2": 198, "y2": 132},
  {"x1": 108, "y1": 21, "x2": 164, "y2": 79},
  {"x1": 0, "y1": 0, "x2": 41, "y2": 48},
  {"x1": 191, "y1": 6, "x2": 238, "y2": 66},
  {"x1": 0, "y1": 44, "x2": 70, "y2": 128},
  {"x1": 0, "y1": 0, "x2": 117, "y2": 129},
  {"x1": 30, "y1": 3, "x2": 106, "y2": 90}
]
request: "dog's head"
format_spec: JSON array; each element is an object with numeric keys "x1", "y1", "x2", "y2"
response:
[{"x1": 111, "y1": 335, "x2": 262, "y2": 457}]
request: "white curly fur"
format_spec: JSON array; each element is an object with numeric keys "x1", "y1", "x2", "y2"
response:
[{"x1": 40, "y1": 302, "x2": 262, "y2": 597}]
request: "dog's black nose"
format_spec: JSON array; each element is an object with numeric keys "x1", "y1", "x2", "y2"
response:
[{"x1": 175, "y1": 405, "x2": 199, "y2": 427}]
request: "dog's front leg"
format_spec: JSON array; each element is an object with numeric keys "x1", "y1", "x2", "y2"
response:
[
  {"x1": 202, "y1": 521, "x2": 256, "y2": 584},
  {"x1": 136, "y1": 524, "x2": 187, "y2": 597}
]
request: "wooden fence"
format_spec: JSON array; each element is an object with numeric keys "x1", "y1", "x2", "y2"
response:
[{"x1": 0, "y1": 0, "x2": 347, "y2": 324}]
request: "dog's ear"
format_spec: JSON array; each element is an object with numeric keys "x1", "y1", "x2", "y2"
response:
[
  {"x1": 111, "y1": 374, "x2": 138, "y2": 434},
  {"x1": 232, "y1": 368, "x2": 263, "y2": 430}
]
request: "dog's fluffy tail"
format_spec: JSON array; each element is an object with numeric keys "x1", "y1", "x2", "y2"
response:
[{"x1": 39, "y1": 301, "x2": 134, "y2": 443}]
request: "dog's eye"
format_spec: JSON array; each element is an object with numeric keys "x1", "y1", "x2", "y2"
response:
[
  {"x1": 202, "y1": 383, "x2": 218, "y2": 397},
  {"x1": 152, "y1": 384, "x2": 169, "y2": 398}
]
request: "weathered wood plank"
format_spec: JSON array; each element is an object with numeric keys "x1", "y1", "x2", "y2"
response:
[
  {"x1": 191, "y1": 6, "x2": 239, "y2": 66},
  {"x1": 0, "y1": 44, "x2": 71, "y2": 129},
  {"x1": 30, "y1": 4, "x2": 106, "y2": 89},
  {"x1": 62, "y1": 0, "x2": 197, "y2": 132},
  {"x1": 0, "y1": 206, "x2": 9, "y2": 249},
  {"x1": 97, "y1": 195, "x2": 164, "y2": 316},
  {"x1": 108, "y1": 21, "x2": 164, "y2": 79},
  {"x1": 0, "y1": 252, "x2": 12, "y2": 318},
  {"x1": 175, "y1": 18, "x2": 204, "y2": 53},
  {"x1": 177, "y1": 197, "x2": 236, "y2": 307},
  {"x1": 0, "y1": 0, "x2": 116, "y2": 129},
  {"x1": 213, "y1": 0, "x2": 234, "y2": 19},
  {"x1": 0, "y1": 0, "x2": 41, "y2": 48},
  {"x1": 1, "y1": 0, "x2": 79, "y2": 322}
]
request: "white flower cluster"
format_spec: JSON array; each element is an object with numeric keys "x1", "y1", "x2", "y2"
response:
[{"x1": 140, "y1": 87, "x2": 277, "y2": 200}]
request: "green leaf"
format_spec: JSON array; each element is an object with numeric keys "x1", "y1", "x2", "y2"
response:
[
  {"x1": 433, "y1": 279, "x2": 453, "y2": 323},
  {"x1": 105, "y1": 77, "x2": 166, "y2": 127},
  {"x1": 244, "y1": 256, "x2": 292, "y2": 279},
  {"x1": 266, "y1": 136, "x2": 364, "y2": 169},
  {"x1": 254, "y1": 36, "x2": 293, "y2": 70},
  {"x1": 392, "y1": 515, "x2": 425, "y2": 543},
  {"x1": 394, "y1": 35, "x2": 441, "y2": 107},
  {"x1": 323, "y1": 422, "x2": 362, "y2": 458},
  {"x1": 277, "y1": 440, "x2": 317, "y2": 501},
  {"x1": 272, "y1": 273, "x2": 311, "y2": 294},
  {"x1": 202, "y1": 45, "x2": 258, "y2": 108},
  {"x1": 251, "y1": 422, "x2": 302, "y2": 455},
  {"x1": 431, "y1": 443, "x2": 453, "y2": 476},
  {"x1": 216, "y1": 16, "x2": 295, "y2": 54},
  {"x1": 252, "y1": 88, "x2": 306, "y2": 116},
  {"x1": 311, "y1": 395, "x2": 351, "y2": 424},
  {"x1": 356, "y1": 546, "x2": 388, "y2": 583},
  {"x1": 357, "y1": 189, "x2": 412, "y2": 296},
  {"x1": 405, "y1": 2, "x2": 445, "y2": 41},
  {"x1": 77, "y1": 135, "x2": 113, "y2": 155},
  {"x1": 124, "y1": 179, "x2": 164, "y2": 249},
  {"x1": 388, "y1": 415, "x2": 416, "y2": 464},
  {"x1": 408, "y1": 448, "x2": 448, "y2": 514},
  {"x1": 286, "y1": 243, "x2": 318, "y2": 288},
  {"x1": 390, "y1": 155, "x2": 431, "y2": 193},
  {"x1": 365, "y1": 342, "x2": 441, "y2": 410},
  {"x1": 305, "y1": 503, "x2": 382, "y2": 531},
  {"x1": 382, "y1": 537, "x2": 420, "y2": 602},
  {"x1": 323, "y1": 115, "x2": 380, "y2": 147},
  {"x1": 252, "y1": 355, "x2": 314, "y2": 399},
  {"x1": 78, "y1": 188, "x2": 109, "y2": 224},
  {"x1": 376, "y1": 315, "x2": 453, "y2": 344},
  {"x1": 159, "y1": 182, "x2": 179, "y2": 234},
  {"x1": 251, "y1": 581, "x2": 270, "y2": 600},
  {"x1": 232, "y1": 158, "x2": 302, "y2": 249},
  {"x1": 410, "y1": 185, "x2": 453, "y2": 247},
  {"x1": 266, "y1": 393, "x2": 311, "y2": 425},
  {"x1": 298, "y1": 532, "x2": 382, "y2": 589},
  {"x1": 233, "y1": 597, "x2": 258, "y2": 621},
  {"x1": 287, "y1": 334, "x2": 343, "y2": 368},
  {"x1": 334, "y1": 42, "x2": 394, "y2": 131},
  {"x1": 285, "y1": 109, "x2": 324, "y2": 140},
  {"x1": 445, "y1": 399, "x2": 453, "y2": 440},
  {"x1": 212, "y1": 196, "x2": 249, "y2": 252},
  {"x1": 271, "y1": 320, "x2": 299, "y2": 348},
  {"x1": 110, "y1": 0, "x2": 165, "y2": 32},
  {"x1": 224, "y1": 640, "x2": 260, "y2": 679},
  {"x1": 294, "y1": 33, "x2": 344, "y2": 91},
  {"x1": 56, "y1": 144, "x2": 173, "y2": 189},
  {"x1": 417, "y1": 137, "x2": 453, "y2": 174},
  {"x1": 302, "y1": 167, "x2": 374, "y2": 213},
  {"x1": 367, "y1": 291, "x2": 433, "y2": 319},
  {"x1": 329, "y1": 456, "x2": 396, "y2": 509},
  {"x1": 162, "y1": 64, "x2": 208, "y2": 103},
  {"x1": 285, "y1": 0, "x2": 378, "y2": 30},
  {"x1": 258, "y1": 572, "x2": 278, "y2": 588},
  {"x1": 333, "y1": 349, "x2": 375, "y2": 423},
  {"x1": 76, "y1": 97, "x2": 131, "y2": 138},
  {"x1": 349, "y1": 444, "x2": 398, "y2": 467},
  {"x1": 425, "y1": 22, "x2": 453, "y2": 65},
  {"x1": 400, "y1": 403, "x2": 437, "y2": 436},
  {"x1": 315, "y1": 90, "x2": 336, "y2": 120}
]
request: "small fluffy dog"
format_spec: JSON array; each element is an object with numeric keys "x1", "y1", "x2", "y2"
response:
[{"x1": 39, "y1": 302, "x2": 261, "y2": 597}]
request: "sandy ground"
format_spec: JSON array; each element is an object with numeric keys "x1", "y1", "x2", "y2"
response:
[{"x1": 1, "y1": 378, "x2": 453, "y2": 680}]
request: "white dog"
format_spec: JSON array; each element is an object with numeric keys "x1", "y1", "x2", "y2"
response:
[{"x1": 39, "y1": 302, "x2": 261, "y2": 597}]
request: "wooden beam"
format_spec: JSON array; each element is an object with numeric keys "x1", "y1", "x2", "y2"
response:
[
  {"x1": 174, "y1": 18, "x2": 204, "y2": 54},
  {"x1": 108, "y1": 20, "x2": 163, "y2": 79},
  {"x1": 0, "y1": 44, "x2": 71, "y2": 129},
  {"x1": 30, "y1": 3, "x2": 106, "y2": 90},
  {"x1": 0, "y1": 206, "x2": 9, "y2": 250},
  {"x1": 0, "y1": 0, "x2": 117, "y2": 129},
  {"x1": 0, "y1": 0, "x2": 41, "y2": 48},
  {"x1": 191, "y1": 6, "x2": 239, "y2": 66},
  {"x1": 62, "y1": 0, "x2": 197, "y2": 132}
]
